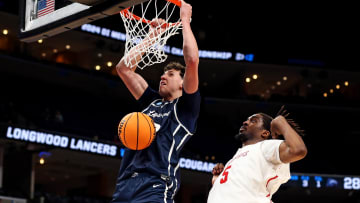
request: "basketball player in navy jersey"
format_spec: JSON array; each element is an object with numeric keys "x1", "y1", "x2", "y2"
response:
[{"x1": 111, "y1": 1, "x2": 200, "y2": 202}]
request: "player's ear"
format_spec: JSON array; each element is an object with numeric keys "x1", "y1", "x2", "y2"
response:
[
  {"x1": 179, "y1": 79, "x2": 183, "y2": 90},
  {"x1": 261, "y1": 130, "x2": 271, "y2": 139}
]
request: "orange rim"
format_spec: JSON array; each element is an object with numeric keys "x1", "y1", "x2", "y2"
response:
[{"x1": 120, "y1": 0, "x2": 182, "y2": 28}]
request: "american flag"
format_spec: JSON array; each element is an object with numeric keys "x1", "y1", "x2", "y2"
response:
[{"x1": 37, "y1": 0, "x2": 55, "y2": 18}]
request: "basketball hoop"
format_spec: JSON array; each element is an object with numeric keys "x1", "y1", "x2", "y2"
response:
[{"x1": 120, "y1": 0, "x2": 182, "y2": 69}]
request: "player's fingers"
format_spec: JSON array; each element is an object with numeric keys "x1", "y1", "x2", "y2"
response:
[{"x1": 219, "y1": 163, "x2": 224, "y2": 169}]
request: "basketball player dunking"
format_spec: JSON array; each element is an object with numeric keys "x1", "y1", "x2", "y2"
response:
[
  {"x1": 207, "y1": 108, "x2": 307, "y2": 203},
  {"x1": 111, "y1": 1, "x2": 201, "y2": 202}
]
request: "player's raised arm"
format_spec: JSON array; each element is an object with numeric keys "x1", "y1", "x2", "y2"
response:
[
  {"x1": 271, "y1": 115, "x2": 307, "y2": 163},
  {"x1": 180, "y1": 0, "x2": 199, "y2": 94},
  {"x1": 116, "y1": 19, "x2": 166, "y2": 100}
]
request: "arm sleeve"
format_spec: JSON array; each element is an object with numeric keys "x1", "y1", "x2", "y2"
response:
[
  {"x1": 137, "y1": 86, "x2": 161, "y2": 109},
  {"x1": 261, "y1": 140, "x2": 285, "y2": 165},
  {"x1": 176, "y1": 89, "x2": 201, "y2": 133}
]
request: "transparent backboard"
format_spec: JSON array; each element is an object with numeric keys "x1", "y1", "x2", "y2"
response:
[{"x1": 19, "y1": 0, "x2": 148, "y2": 42}]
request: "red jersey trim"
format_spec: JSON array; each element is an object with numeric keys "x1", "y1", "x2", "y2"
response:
[{"x1": 266, "y1": 175, "x2": 278, "y2": 187}]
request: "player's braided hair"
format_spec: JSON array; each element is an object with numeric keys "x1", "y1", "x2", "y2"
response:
[
  {"x1": 275, "y1": 105, "x2": 305, "y2": 137},
  {"x1": 259, "y1": 105, "x2": 305, "y2": 139}
]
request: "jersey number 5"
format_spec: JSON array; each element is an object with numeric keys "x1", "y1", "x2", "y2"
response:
[{"x1": 220, "y1": 165, "x2": 232, "y2": 184}]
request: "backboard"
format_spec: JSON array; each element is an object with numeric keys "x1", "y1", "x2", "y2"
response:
[{"x1": 19, "y1": 0, "x2": 148, "y2": 42}]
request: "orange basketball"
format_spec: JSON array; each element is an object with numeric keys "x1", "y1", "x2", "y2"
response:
[{"x1": 118, "y1": 112, "x2": 156, "y2": 150}]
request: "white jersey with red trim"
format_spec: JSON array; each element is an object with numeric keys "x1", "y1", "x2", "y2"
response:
[{"x1": 207, "y1": 140, "x2": 290, "y2": 203}]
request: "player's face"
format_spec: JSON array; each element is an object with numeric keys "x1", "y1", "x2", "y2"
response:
[
  {"x1": 238, "y1": 114, "x2": 266, "y2": 141},
  {"x1": 159, "y1": 69, "x2": 183, "y2": 98}
]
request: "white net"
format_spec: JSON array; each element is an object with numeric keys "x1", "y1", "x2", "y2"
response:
[{"x1": 120, "y1": 0, "x2": 182, "y2": 69}]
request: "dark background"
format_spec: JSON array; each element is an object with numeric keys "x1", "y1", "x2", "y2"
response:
[{"x1": 0, "y1": 0, "x2": 360, "y2": 202}]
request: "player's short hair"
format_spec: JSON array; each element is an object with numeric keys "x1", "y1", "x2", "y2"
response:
[{"x1": 164, "y1": 61, "x2": 185, "y2": 78}]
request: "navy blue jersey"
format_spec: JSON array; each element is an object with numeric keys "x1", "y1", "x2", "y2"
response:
[{"x1": 115, "y1": 86, "x2": 201, "y2": 194}]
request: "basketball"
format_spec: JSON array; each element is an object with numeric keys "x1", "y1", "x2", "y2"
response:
[{"x1": 118, "y1": 112, "x2": 156, "y2": 150}]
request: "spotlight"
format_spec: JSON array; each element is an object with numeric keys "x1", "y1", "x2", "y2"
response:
[
  {"x1": 37, "y1": 39, "x2": 43, "y2": 44},
  {"x1": 65, "y1": 44, "x2": 71, "y2": 50},
  {"x1": 323, "y1": 92, "x2": 328, "y2": 98},
  {"x1": 245, "y1": 77, "x2": 251, "y2": 83},
  {"x1": 95, "y1": 65, "x2": 101, "y2": 70},
  {"x1": 336, "y1": 84, "x2": 340, "y2": 89},
  {"x1": 39, "y1": 158, "x2": 45, "y2": 165},
  {"x1": 2, "y1": 29, "x2": 8, "y2": 35},
  {"x1": 252, "y1": 74, "x2": 258, "y2": 80},
  {"x1": 107, "y1": 61, "x2": 113, "y2": 67},
  {"x1": 283, "y1": 76, "x2": 287, "y2": 81},
  {"x1": 344, "y1": 81, "x2": 349, "y2": 86}
]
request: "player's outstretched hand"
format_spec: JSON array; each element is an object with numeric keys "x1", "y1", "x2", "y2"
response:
[
  {"x1": 148, "y1": 18, "x2": 166, "y2": 38},
  {"x1": 180, "y1": 0, "x2": 192, "y2": 23},
  {"x1": 212, "y1": 163, "x2": 225, "y2": 176}
]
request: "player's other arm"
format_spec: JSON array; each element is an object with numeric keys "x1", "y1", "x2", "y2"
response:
[
  {"x1": 116, "y1": 20, "x2": 165, "y2": 100},
  {"x1": 211, "y1": 163, "x2": 224, "y2": 185},
  {"x1": 181, "y1": 1, "x2": 199, "y2": 94},
  {"x1": 271, "y1": 116, "x2": 307, "y2": 163}
]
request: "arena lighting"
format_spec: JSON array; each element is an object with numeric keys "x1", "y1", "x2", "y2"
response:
[
  {"x1": 2, "y1": 29, "x2": 8, "y2": 35},
  {"x1": 39, "y1": 151, "x2": 52, "y2": 158}
]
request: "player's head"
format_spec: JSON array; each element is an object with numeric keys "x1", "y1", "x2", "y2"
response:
[
  {"x1": 235, "y1": 113, "x2": 273, "y2": 143},
  {"x1": 159, "y1": 62, "x2": 185, "y2": 99},
  {"x1": 235, "y1": 106, "x2": 305, "y2": 143}
]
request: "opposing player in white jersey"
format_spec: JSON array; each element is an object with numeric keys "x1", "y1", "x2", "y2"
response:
[{"x1": 207, "y1": 107, "x2": 307, "y2": 203}]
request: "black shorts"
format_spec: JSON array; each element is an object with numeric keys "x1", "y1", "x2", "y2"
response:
[{"x1": 111, "y1": 172, "x2": 175, "y2": 203}]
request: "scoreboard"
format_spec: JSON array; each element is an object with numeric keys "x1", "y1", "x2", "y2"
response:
[{"x1": 286, "y1": 173, "x2": 360, "y2": 190}]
